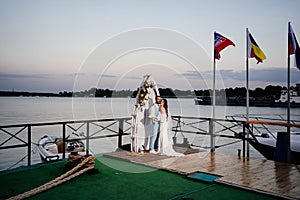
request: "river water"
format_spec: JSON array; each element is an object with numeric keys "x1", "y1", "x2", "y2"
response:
[{"x1": 0, "y1": 97, "x2": 299, "y2": 171}]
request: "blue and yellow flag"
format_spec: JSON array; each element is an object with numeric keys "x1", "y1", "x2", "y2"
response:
[{"x1": 247, "y1": 31, "x2": 266, "y2": 64}]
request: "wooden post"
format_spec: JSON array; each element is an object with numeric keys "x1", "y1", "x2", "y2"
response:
[
  {"x1": 86, "y1": 122, "x2": 90, "y2": 155},
  {"x1": 62, "y1": 123, "x2": 66, "y2": 159},
  {"x1": 243, "y1": 123, "x2": 245, "y2": 157},
  {"x1": 209, "y1": 118, "x2": 215, "y2": 152},
  {"x1": 118, "y1": 119, "x2": 124, "y2": 149},
  {"x1": 173, "y1": 116, "x2": 182, "y2": 137},
  {"x1": 27, "y1": 125, "x2": 31, "y2": 166}
]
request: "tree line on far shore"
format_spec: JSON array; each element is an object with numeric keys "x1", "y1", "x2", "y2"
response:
[
  {"x1": 68, "y1": 85, "x2": 299, "y2": 99},
  {"x1": 1, "y1": 85, "x2": 298, "y2": 99}
]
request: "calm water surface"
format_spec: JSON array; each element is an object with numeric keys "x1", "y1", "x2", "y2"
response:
[{"x1": 0, "y1": 97, "x2": 299, "y2": 171}]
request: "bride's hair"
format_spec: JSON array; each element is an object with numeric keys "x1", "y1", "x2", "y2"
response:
[{"x1": 162, "y1": 98, "x2": 168, "y2": 118}]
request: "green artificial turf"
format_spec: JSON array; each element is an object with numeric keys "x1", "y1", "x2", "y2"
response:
[{"x1": 0, "y1": 156, "x2": 277, "y2": 200}]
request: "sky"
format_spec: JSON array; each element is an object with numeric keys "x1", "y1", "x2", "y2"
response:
[{"x1": 0, "y1": 0, "x2": 300, "y2": 92}]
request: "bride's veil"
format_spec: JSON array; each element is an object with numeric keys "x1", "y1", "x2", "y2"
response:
[
  {"x1": 163, "y1": 99, "x2": 184, "y2": 157},
  {"x1": 166, "y1": 104, "x2": 175, "y2": 145}
]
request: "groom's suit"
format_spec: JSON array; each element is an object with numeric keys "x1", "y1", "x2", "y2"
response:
[{"x1": 149, "y1": 101, "x2": 160, "y2": 151}]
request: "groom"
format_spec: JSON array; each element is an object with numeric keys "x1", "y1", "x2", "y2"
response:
[{"x1": 149, "y1": 95, "x2": 162, "y2": 153}]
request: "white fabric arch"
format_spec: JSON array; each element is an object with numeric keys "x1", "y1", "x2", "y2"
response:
[{"x1": 131, "y1": 75, "x2": 160, "y2": 152}]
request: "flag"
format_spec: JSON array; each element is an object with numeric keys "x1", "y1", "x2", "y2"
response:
[
  {"x1": 288, "y1": 22, "x2": 300, "y2": 69},
  {"x1": 247, "y1": 31, "x2": 266, "y2": 64},
  {"x1": 214, "y1": 32, "x2": 235, "y2": 60}
]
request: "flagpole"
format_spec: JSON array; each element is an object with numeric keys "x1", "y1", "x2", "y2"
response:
[
  {"x1": 246, "y1": 28, "x2": 250, "y2": 158},
  {"x1": 211, "y1": 32, "x2": 216, "y2": 153},
  {"x1": 287, "y1": 22, "x2": 291, "y2": 162},
  {"x1": 211, "y1": 31, "x2": 234, "y2": 153}
]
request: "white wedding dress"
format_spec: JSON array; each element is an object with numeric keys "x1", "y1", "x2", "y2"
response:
[{"x1": 157, "y1": 112, "x2": 183, "y2": 157}]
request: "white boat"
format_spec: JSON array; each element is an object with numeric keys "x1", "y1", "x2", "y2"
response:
[
  {"x1": 37, "y1": 135, "x2": 90, "y2": 162},
  {"x1": 275, "y1": 89, "x2": 300, "y2": 104}
]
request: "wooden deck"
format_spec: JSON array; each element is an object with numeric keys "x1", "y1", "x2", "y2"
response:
[{"x1": 104, "y1": 147, "x2": 300, "y2": 200}]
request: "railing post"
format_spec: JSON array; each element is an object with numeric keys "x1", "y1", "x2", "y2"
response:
[
  {"x1": 173, "y1": 116, "x2": 181, "y2": 136},
  {"x1": 62, "y1": 123, "x2": 66, "y2": 159},
  {"x1": 247, "y1": 124, "x2": 251, "y2": 158},
  {"x1": 86, "y1": 122, "x2": 90, "y2": 155},
  {"x1": 118, "y1": 119, "x2": 124, "y2": 148},
  {"x1": 209, "y1": 118, "x2": 215, "y2": 152},
  {"x1": 243, "y1": 122, "x2": 245, "y2": 157},
  {"x1": 28, "y1": 125, "x2": 31, "y2": 166}
]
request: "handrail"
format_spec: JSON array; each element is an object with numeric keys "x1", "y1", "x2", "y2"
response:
[
  {"x1": 2, "y1": 115, "x2": 299, "y2": 170},
  {"x1": 0, "y1": 117, "x2": 131, "y2": 128},
  {"x1": 246, "y1": 120, "x2": 300, "y2": 128},
  {"x1": 172, "y1": 115, "x2": 245, "y2": 123},
  {"x1": 227, "y1": 114, "x2": 300, "y2": 124}
]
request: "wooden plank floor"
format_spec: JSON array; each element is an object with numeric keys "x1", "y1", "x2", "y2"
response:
[{"x1": 104, "y1": 147, "x2": 300, "y2": 200}]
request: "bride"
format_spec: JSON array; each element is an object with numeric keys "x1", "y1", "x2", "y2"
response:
[{"x1": 157, "y1": 99, "x2": 183, "y2": 157}]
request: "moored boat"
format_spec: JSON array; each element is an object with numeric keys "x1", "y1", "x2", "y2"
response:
[
  {"x1": 248, "y1": 131, "x2": 300, "y2": 164},
  {"x1": 274, "y1": 89, "x2": 300, "y2": 106},
  {"x1": 37, "y1": 135, "x2": 90, "y2": 162},
  {"x1": 228, "y1": 114, "x2": 300, "y2": 164},
  {"x1": 194, "y1": 88, "x2": 300, "y2": 107}
]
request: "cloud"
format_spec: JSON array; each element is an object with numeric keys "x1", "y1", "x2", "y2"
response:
[
  {"x1": 0, "y1": 73, "x2": 75, "y2": 92},
  {"x1": 125, "y1": 76, "x2": 144, "y2": 80},
  {"x1": 181, "y1": 67, "x2": 300, "y2": 84},
  {"x1": 222, "y1": 68, "x2": 300, "y2": 83},
  {"x1": 63, "y1": 73, "x2": 86, "y2": 77},
  {"x1": 0, "y1": 73, "x2": 49, "y2": 79},
  {"x1": 63, "y1": 73, "x2": 117, "y2": 78},
  {"x1": 179, "y1": 71, "x2": 210, "y2": 79},
  {"x1": 100, "y1": 74, "x2": 117, "y2": 78}
]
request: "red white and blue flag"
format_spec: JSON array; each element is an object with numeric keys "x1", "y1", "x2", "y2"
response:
[
  {"x1": 214, "y1": 32, "x2": 235, "y2": 60},
  {"x1": 288, "y1": 22, "x2": 300, "y2": 70}
]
